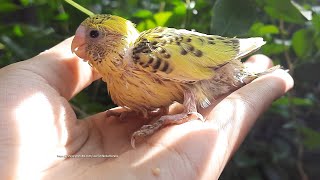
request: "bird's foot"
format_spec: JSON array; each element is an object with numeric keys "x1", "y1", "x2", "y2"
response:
[
  {"x1": 131, "y1": 111, "x2": 204, "y2": 148},
  {"x1": 147, "y1": 107, "x2": 169, "y2": 118},
  {"x1": 106, "y1": 107, "x2": 169, "y2": 122},
  {"x1": 105, "y1": 107, "x2": 134, "y2": 121}
]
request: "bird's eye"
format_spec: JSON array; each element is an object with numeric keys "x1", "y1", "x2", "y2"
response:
[{"x1": 89, "y1": 30, "x2": 100, "y2": 38}]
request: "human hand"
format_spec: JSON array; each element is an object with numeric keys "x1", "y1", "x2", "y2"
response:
[{"x1": 0, "y1": 37, "x2": 293, "y2": 179}]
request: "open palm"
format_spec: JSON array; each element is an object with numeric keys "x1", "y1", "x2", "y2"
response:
[{"x1": 0, "y1": 37, "x2": 293, "y2": 179}]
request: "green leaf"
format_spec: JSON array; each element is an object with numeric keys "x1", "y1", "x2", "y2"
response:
[
  {"x1": 315, "y1": 35, "x2": 320, "y2": 50},
  {"x1": 292, "y1": 29, "x2": 314, "y2": 58},
  {"x1": 312, "y1": 14, "x2": 320, "y2": 33},
  {"x1": 54, "y1": 12, "x2": 70, "y2": 21},
  {"x1": 164, "y1": 1, "x2": 186, "y2": 28},
  {"x1": 162, "y1": 0, "x2": 181, "y2": 6},
  {"x1": 0, "y1": 3, "x2": 20, "y2": 13},
  {"x1": 211, "y1": 0, "x2": 257, "y2": 36},
  {"x1": 250, "y1": 22, "x2": 279, "y2": 36},
  {"x1": 262, "y1": 43, "x2": 288, "y2": 56},
  {"x1": 291, "y1": 1, "x2": 312, "y2": 20},
  {"x1": 128, "y1": 0, "x2": 138, "y2": 6},
  {"x1": 20, "y1": 0, "x2": 30, "y2": 6},
  {"x1": 154, "y1": 11, "x2": 173, "y2": 26},
  {"x1": 173, "y1": 2, "x2": 187, "y2": 16},
  {"x1": 0, "y1": 43, "x2": 5, "y2": 50},
  {"x1": 194, "y1": 0, "x2": 210, "y2": 8},
  {"x1": 299, "y1": 127, "x2": 320, "y2": 150},
  {"x1": 13, "y1": 25, "x2": 24, "y2": 37},
  {"x1": 263, "y1": 0, "x2": 309, "y2": 24},
  {"x1": 136, "y1": 19, "x2": 157, "y2": 31},
  {"x1": 273, "y1": 97, "x2": 313, "y2": 107},
  {"x1": 133, "y1": 9, "x2": 153, "y2": 18}
]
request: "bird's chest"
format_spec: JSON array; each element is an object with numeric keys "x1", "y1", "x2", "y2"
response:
[{"x1": 105, "y1": 69, "x2": 184, "y2": 113}]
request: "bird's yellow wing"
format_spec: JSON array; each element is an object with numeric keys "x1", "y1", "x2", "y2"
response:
[{"x1": 131, "y1": 27, "x2": 246, "y2": 82}]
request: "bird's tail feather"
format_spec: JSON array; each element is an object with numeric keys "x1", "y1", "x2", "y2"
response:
[
  {"x1": 242, "y1": 65, "x2": 282, "y2": 84},
  {"x1": 256, "y1": 65, "x2": 283, "y2": 76},
  {"x1": 237, "y1": 37, "x2": 266, "y2": 59}
]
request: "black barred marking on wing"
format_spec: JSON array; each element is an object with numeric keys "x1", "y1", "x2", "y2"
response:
[
  {"x1": 153, "y1": 59, "x2": 172, "y2": 73},
  {"x1": 167, "y1": 38, "x2": 173, "y2": 43},
  {"x1": 185, "y1": 44, "x2": 194, "y2": 52},
  {"x1": 193, "y1": 50, "x2": 203, "y2": 57},
  {"x1": 198, "y1": 37, "x2": 205, "y2": 45},
  {"x1": 132, "y1": 54, "x2": 140, "y2": 63},
  {"x1": 161, "y1": 61, "x2": 169, "y2": 72},
  {"x1": 133, "y1": 44, "x2": 173, "y2": 73},
  {"x1": 221, "y1": 39, "x2": 239, "y2": 46},
  {"x1": 204, "y1": 36, "x2": 239, "y2": 48},
  {"x1": 148, "y1": 57, "x2": 154, "y2": 64},
  {"x1": 156, "y1": 47, "x2": 166, "y2": 53},
  {"x1": 180, "y1": 49, "x2": 188, "y2": 55},
  {"x1": 216, "y1": 37, "x2": 225, "y2": 40},
  {"x1": 211, "y1": 62, "x2": 229, "y2": 70},
  {"x1": 163, "y1": 53, "x2": 171, "y2": 58},
  {"x1": 178, "y1": 41, "x2": 204, "y2": 57},
  {"x1": 133, "y1": 27, "x2": 248, "y2": 74},
  {"x1": 231, "y1": 39, "x2": 239, "y2": 44},
  {"x1": 150, "y1": 41, "x2": 158, "y2": 45},
  {"x1": 222, "y1": 40, "x2": 233, "y2": 44},
  {"x1": 153, "y1": 57, "x2": 162, "y2": 70}
]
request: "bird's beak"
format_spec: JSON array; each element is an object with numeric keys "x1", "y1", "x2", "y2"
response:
[{"x1": 71, "y1": 26, "x2": 88, "y2": 60}]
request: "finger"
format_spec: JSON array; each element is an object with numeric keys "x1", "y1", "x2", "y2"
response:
[
  {"x1": 180, "y1": 69, "x2": 293, "y2": 177},
  {"x1": 244, "y1": 54, "x2": 274, "y2": 72},
  {"x1": 211, "y1": 68, "x2": 293, "y2": 123},
  {"x1": 207, "y1": 69, "x2": 293, "y2": 151},
  {"x1": 199, "y1": 54, "x2": 276, "y2": 110},
  {"x1": 0, "y1": 37, "x2": 99, "y2": 174},
  {"x1": 14, "y1": 37, "x2": 100, "y2": 99}
]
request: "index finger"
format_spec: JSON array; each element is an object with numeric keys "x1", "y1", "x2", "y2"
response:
[{"x1": 18, "y1": 37, "x2": 100, "y2": 99}]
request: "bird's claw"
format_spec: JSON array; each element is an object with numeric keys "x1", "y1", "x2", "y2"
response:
[
  {"x1": 131, "y1": 124, "x2": 157, "y2": 148},
  {"x1": 130, "y1": 112, "x2": 205, "y2": 148},
  {"x1": 187, "y1": 112, "x2": 205, "y2": 122}
]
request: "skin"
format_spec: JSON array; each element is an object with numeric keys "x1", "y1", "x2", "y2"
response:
[{"x1": 0, "y1": 37, "x2": 293, "y2": 179}]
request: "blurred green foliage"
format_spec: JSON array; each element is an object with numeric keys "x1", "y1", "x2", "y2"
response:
[{"x1": 0, "y1": 0, "x2": 319, "y2": 179}]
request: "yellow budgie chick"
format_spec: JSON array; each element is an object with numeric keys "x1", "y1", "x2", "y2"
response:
[{"x1": 71, "y1": 14, "x2": 278, "y2": 148}]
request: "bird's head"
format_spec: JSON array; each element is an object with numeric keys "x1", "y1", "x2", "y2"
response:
[{"x1": 71, "y1": 14, "x2": 139, "y2": 64}]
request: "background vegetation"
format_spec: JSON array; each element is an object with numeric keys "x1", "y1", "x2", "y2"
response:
[{"x1": 1, "y1": 0, "x2": 319, "y2": 179}]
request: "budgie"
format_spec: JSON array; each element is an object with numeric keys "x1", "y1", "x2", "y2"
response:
[{"x1": 71, "y1": 14, "x2": 278, "y2": 148}]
